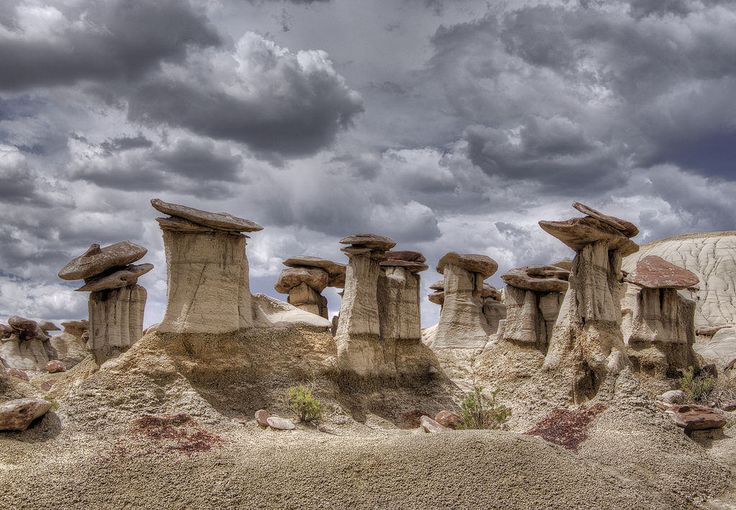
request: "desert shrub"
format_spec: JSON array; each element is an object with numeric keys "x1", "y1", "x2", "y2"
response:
[
  {"x1": 680, "y1": 366, "x2": 716, "y2": 403},
  {"x1": 710, "y1": 373, "x2": 736, "y2": 408},
  {"x1": 288, "y1": 385, "x2": 323, "y2": 423},
  {"x1": 458, "y1": 387, "x2": 511, "y2": 430},
  {"x1": 43, "y1": 396, "x2": 59, "y2": 411}
]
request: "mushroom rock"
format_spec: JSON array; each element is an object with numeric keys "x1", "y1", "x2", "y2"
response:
[
  {"x1": 0, "y1": 324, "x2": 11, "y2": 338},
  {"x1": 0, "y1": 333, "x2": 49, "y2": 372},
  {"x1": 540, "y1": 203, "x2": 639, "y2": 402},
  {"x1": 276, "y1": 257, "x2": 345, "y2": 318},
  {"x1": 500, "y1": 266, "x2": 569, "y2": 349},
  {"x1": 38, "y1": 321, "x2": 61, "y2": 333},
  {"x1": 47, "y1": 321, "x2": 90, "y2": 369},
  {"x1": 58, "y1": 241, "x2": 147, "y2": 281},
  {"x1": 481, "y1": 284, "x2": 506, "y2": 335},
  {"x1": 379, "y1": 254, "x2": 426, "y2": 344},
  {"x1": 60, "y1": 240, "x2": 151, "y2": 364},
  {"x1": 334, "y1": 233, "x2": 396, "y2": 375},
  {"x1": 432, "y1": 252, "x2": 497, "y2": 349},
  {"x1": 60, "y1": 320, "x2": 88, "y2": 339},
  {"x1": 76, "y1": 263, "x2": 154, "y2": 292},
  {"x1": 275, "y1": 267, "x2": 329, "y2": 294},
  {"x1": 621, "y1": 257, "x2": 700, "y2": 375},
  {"x1": 8, "y1": 316, "x2": 44, "y2": 340},
  {"x1": 152, "y1": 198, "x2": 261, "y2": 334}
]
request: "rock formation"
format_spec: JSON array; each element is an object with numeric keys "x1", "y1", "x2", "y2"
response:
[
  {"x1": 334, "y1": 234, "x2": 396, "y2": 374},
  {"x1": 379, "y1": 251, "x2": 428, "y2": 343},
  {"x1": 152, "y1": 198, "x2": 262, "y2": 334},
  {"x1": 275, "y1": 256, "x2": 345, "y2": 318},
  {"x1": 500, "y1": 265, "x2": 569, "y2": 349},
  {"x1": 0, "y1": 316, "x2": 51, "y2": 372},
  {"x1": 540, "y1": 202, "x2": 639, "y2": 401},
  {"x1": 59, "y1": 241, "x2": 151, "y2": 364},
  {"x1": 621, "y1": 255, "x2": 700, "y2": 376},
  {"x1": 481, "y1": 284, "x2": 506, "y2": 334},
  {"x1": 431, "y1": 252, "x2": 498, "y2": 349}
]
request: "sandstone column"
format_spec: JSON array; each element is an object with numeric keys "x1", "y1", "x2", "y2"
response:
[
  {"x1": 334, "y1": 234, "x2": 396, "y2": 375},
  {"x1": 59, "y1": 241, "x2": 151, "y2": 363},
  {"x1": 540, "y1": 202, "x2": 639, "y2": 401},
  {"x1": 500, "y1": 265, "x2": 569, "y2": 350},
  {"x1": 275, "y1": 256, "x2": 345, "y2": 318},
  {"x1": 379, "y1": 251, "x2": 428, "y2": 343},
  {"x1": 432, "y1": 252, "x2": 498, "y2": 349},
  {"x1": 151, "y1": 199, "x2": 262, "y2": 334},
  {"x1": 481, "y1": 284, "x2": 506, "y2": 335},
  {"x1": 622, "y1": 255, "x2": 700, "y2": 376}
]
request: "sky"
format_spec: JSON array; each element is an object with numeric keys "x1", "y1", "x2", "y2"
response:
[{"x1": 1, "y1": 0, "x2": 735, "y2": 328}]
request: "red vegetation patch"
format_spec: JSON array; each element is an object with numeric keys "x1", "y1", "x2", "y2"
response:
[
  {"x1": 129, "y1": 413, "x2": 224, "y2": 455},
  {"x1": 525, "y1": 403, "x2": 607, "y2": 450}
]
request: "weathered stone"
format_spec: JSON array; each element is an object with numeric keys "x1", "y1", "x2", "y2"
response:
[
  {"x1": 0, "y1": 324, "x2": 11, "y2": 338},
  {"x1": 151, "y1": 198, "x2": 263, "y2": 232},
  {"x1": 553, "y1": 258, "x2": 573, "y2": 271},
  {"x1": 384, "y1": 251, "x2": 426, "y2": 263},
  {"x1": 157, "y1": 226, "x2": 253, "y2": 334},
  {"x1": 255, "y1": 409, "x2": 270, "y2": 428},
  {"x1": 267, "y1": 416, "x2": 296, "y2": 430},
  {"x1": 0, "y1": 336, "x2": 49, "y2": 371},
  {"x1": 502, "y1": 267, "x2": 569, "y2": 293},
  {"x1": 60, "y1": 320, "x2": 88, "y2": 338},
  {"x1": 379, "y1": 259, "x2": 428, "y2": 273},
  {"x1": 88, "y1": 284, "x2": 146, "y2": 364},
  {"x1": 429, "y1": 280, "x2": 444, "y2": 292},
  {"x1": 275, "y1": 267, "x2": 329, "y2": 294},
  {"x1": 7, "y1": 316, "x2": 42, "y2": 338},
  {"x1": 76, "y1": 263, "x2": 154, "y2": 292},
  {"x1": 282, "y1": 256, "x2": 345, "y2": 277},
  {"x1": 539, "y1": 217, "x2": 639, "y2": 257},
  {"x1": 697, "y1": 324, "x2": 734, "y2": 337},
  {"x1": 625, "y1": 256, "x2": 699, "y2": 290},
  {"x1": 156, "y1": 216, "x2": 219, "y2": 233},
  {"x1": 286, "y1": 282, "x2": 328, "y2": 318},
  {"x1": 339, "y1": 234, "x2": 396, "y2": 251},
  {"x1": 38, "y1": 321, "x2": 60, "y2": 332},
  {"x1": 428, "y1": 291, "x2": 444, "y2": 305},
  {"x1": 433, "y1": 263, "x2": 492, "y2": 349},
  {"x1": 659, "y1": 390, "x2": 687, "y2": 404},
  {"x1": 6, "y1": 368, "x2": 29, "y2": 381},
  {"x1": 483, "y1": 298, "x2": 506, "y2": 334},
  {"x1": 58, "y1": 242, "x2": 147, "y2": 281},
  {"x1": 436, "y1": 252, "x2": 498, "y2": 278},
  {"x1": 379, "y1": 266, "x2": 421, "y2": 342},
  {"x1": 419, "y1": 415, "x2": 445, "y2": 433},
  {"x1": 46, "y1": 360, "x2": 65, "y2": 373},
  {"x1": 328, "y1": 271, "x2": 346, "y2": 289},
  {"x1": 0, "y1": 398, "x2": 51, "y2": 431},
  {"x1": 572, "y1": 202, "x2": 640, "y2": 237},
  {"x1": 434, "y1": 410, "x2": 463, "y2": 429},
  {"x1": 665, "y1": 404, "x2": 726, "y2": 432},
  {"x1": 47, "y1": 332, "x2": 88, "y2": 369},
  {"x1": 481, "y1": 284, "x2": 502, "y2": 300}
]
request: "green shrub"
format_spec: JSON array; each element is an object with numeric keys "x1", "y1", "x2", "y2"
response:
[
  {"x1": 679, "y1": 366, "x2": 716, "y2": 403},
  {"x1": 458, "y1": 387, "x2": 511, "y2": 430},
  {"x1": 288, "y1": 385, "x2": 323, "y2": 423}
]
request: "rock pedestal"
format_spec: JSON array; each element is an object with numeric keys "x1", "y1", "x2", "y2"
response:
[
  {"x1": 500, "y1": 265, "x2": 569, "y2": 349},
  {"x1": 152, "y1": 198, "x2": 262, "y2": 334},
  {"x1": 275, "y1": 257, "x2": 345, "y2": 318},
  {"x1": 540, "y1": 202, "x2": 639, "y2": 401},
  {"x1": 432, "y1": 252, "x2": 498, "y2": 349},
  {"x1": 622, "y1": 255, "x2": 700, "y2": 376},
  {"x1": 481, "y1": 284, "x2": 506, "y2": 334},
  {"x1": 379, "y1": 251, "x2": 428, "y2": 343},
  {"x1": 59, "y1": 241, "x2": 151, "y2": 364},
  {"x1": 334, "y1": 234, "x2": 396, "y2": 375}
]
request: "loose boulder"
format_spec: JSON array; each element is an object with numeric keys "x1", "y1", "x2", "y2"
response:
[{"x1": 0, "y1": 398, "x2": 51, "y2": 431}]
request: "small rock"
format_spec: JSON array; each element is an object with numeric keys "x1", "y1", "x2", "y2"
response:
[
  {"x1": 255, "y1": 409, "x2": 270, "y2": 428},
  {"x1": 434, "y1": 410, "x2": 463, "y2": 429},
  {"x1": 659, "y1": 390, "x2": 687, "y2": 404},
  {"x1": 665, "y1": 404, "x2": 727, "y2": 432},
  {"x1": 46, "y1": 360, "x2": 65, "y2": 373},
  {"x1": 0, "y1": 398, "x2": 52, "y2": 431},
  {"x1": 6, "y1": 368, "x2": 29, "y2": 381},
  {"x1": 419, "y1": 415, "x2": 446, "y2": 433},
  {"x1": 267, "y1": 416, "x2": 296, "y2": 431},
  {"x1": 721, "y1": 401, "x2": 736, "y2": 412}
]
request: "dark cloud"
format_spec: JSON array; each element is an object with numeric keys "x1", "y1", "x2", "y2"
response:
[
  {"x1": 0, "y1": 0, "x2": 221, "y2": 91},
  {"x1": 125, "y1": 34, "x2": 364, "y2": 159},
  {"x1": 100, "y1": 134, "x2": 153, "y2": 154}
]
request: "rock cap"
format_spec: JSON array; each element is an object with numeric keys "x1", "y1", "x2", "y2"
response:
[
  {"x1": 380, "y1": 259, "x2": 428, "y2": 272},
  {"x1": 339, "y1": 233, "x2": 396, "y2": 251},
  {"x1": 76, "y1": 263, "x2": 154, "y2": 292},
  {"x1": 429, "y1": 280, "x2": 444, "y2": 291},
  {"x1": 274, "y1": 267, "x2": 329, "y2": 294},
  {"x1": 624, "y1": 255, "x2": 699, "y2": 290},
  {"x1": 384, "y1": 250, "x2": 426, "y2": 263},
  {"x1": 282, "y1": 256, "x2": 345, "y2": 276},
  {"x1": 59, "y1": 242, "x2": 147, "y2": 281},
  {"x1": 436, "y1": 252, "x2": 498, "y2": 278},
  {"x1": 151, "y1": 198, "x2": 263, "y2": 232},
  {"x1": 502, "y1": 266, "x2": 569, "y2": 293},
  {"x1": 38, "y1": 320, "x2": 61, "y2": 332},
  {"x1": 538, "y1": 217, "x2": 639, "y2": 256},
  {"x1": 572, "y1": 202, "x2": 639, "y2": 237}
]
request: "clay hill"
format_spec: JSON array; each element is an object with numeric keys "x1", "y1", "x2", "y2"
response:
[{"x1": 1, "y1": 201, "x2": 735, "y2": 509}]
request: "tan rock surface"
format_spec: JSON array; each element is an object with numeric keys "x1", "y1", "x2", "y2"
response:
[
  {"x1": 88, "y1": 284, "x2": 146, "y2": 364},
  {"x1": 58, "y1": 242, "x2": 147, "y2": 280},
  {"x1": 379, "y1": 266, "x2": 422, "y2": 342},
  {"x1": 0, "y1": 398, "x2": 51, "y2": 431},
  {"x1": 274, "y1": 267, "x2": 329, "y2": 294},
  {"x1": 151, "y1": 198, "x2": 263, "y2": 232}
]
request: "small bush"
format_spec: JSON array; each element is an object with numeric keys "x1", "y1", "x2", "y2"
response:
[
  {"x1": 288, "y1": 385, "x2": 323, "y2": 423},
  {"x1": 43, "y1": 396, "x2": 60, "y2": 411},
  {"x1": 458, "y1": 387, "x2": 511, "y2": 430},
  {"x1": 680, "y1": 366, "x2": 716, "y2": 403}
]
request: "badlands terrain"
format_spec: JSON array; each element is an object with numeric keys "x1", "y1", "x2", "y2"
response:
[{"x1": 1, "y1": 201, "x2": 735, "y2": 509}]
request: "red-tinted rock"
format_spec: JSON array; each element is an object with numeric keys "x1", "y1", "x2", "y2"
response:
[
  {"x1": 0, "y1": 398, "x2": 51, "y2": 431},
  {"x1": 625, "y1": 255, "x2": 699, "y2": 290},
  {"x1": 538, "y1": 217, "x2": 639, "y2": 256},
  {"x1": 384, "y1": 251, "x2": 426, "y2": 263},
  {"x1": 419, "y1": 415, "x2": 446, "y2": 433},
  {"x1": 255, "y1": 409, "x2": 270, "y2": 428},
  {"x1": 666, "y1": 404, "x2": 726, "y2": 432},
  {"x1": 572, "y1": 202, "x2": 639, "y2": 237},
  {"x1": 502, "y1": 266, "x2": 569, "y2": 293},
  {"x1": 46, "y1": 360, "x2": 65, "y2": 373},
  {"x1": 434, "y1": 410, "x2": 463, "y2": 429},
  {"x1": 7, "y1": 368, "x2": 29, "y2": 381}
]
